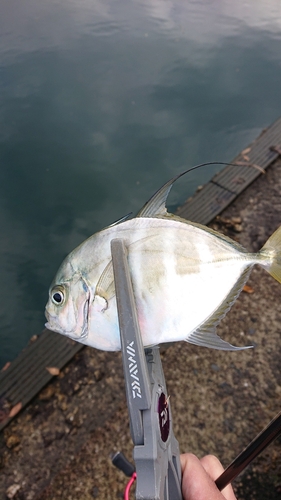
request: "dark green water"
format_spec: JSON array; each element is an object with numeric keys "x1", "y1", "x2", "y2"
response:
[{"x1": 1, "y1": 0, "x2": 281, "y2": 367}]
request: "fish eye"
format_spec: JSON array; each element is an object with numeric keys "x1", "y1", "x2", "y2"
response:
[{"x1": 51, "y1": 289, "x2": 65, "y2": 305}]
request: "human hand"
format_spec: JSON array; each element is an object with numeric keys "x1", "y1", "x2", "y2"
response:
[{"x1": 180, "y1": 453, "x2": 237, "y2": 500}]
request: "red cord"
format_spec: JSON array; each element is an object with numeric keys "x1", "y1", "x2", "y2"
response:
[{"x1": 124, "y1": 472, "x2": 137, "y2": 500}]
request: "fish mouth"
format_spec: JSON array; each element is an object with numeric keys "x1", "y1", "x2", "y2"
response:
[
  {"x1": 44, "y1": 309, "x2": 84, "y2": 339},
  {"x1": 45, "y1": 321, "x2": 53, "y2": 331},
  {"x1": 44, "y1": 285, "x2": 90, "y2": 340},
  {"x1": 44, "y1": 319, "x2": 78, "y2": 337},
  {"x1": 45, "y1": 321, "x2": 84, "y2": 342},
  {"x1": 44, "y1": 310, "x2": 65, "y2": 335}
]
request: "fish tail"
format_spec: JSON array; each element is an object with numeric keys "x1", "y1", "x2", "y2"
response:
[{"x1": 259, "y1": 226, "x2": 281, "y2": 283}]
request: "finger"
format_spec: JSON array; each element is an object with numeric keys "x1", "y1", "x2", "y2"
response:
[
  {"x1": 180, "y1": 453, "x2": 227, "y2": 500},
  {"x1": 200, "y1": 455, "x2": 237, "y2": 500}
]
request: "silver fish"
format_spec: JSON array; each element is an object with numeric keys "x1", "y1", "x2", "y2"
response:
[{"x1": 45, "y1": 169, "x2": 281, "y2": 351}]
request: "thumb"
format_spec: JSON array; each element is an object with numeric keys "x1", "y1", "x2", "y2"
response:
[{"x1": 180, "y1": 453, "x2": 236, "y2": 500}]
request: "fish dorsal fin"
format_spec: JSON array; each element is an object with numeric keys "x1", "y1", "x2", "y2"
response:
[
  {"x1": 95, "y1": 260, "x2": 115, "y2": 306},
  {"x1": 186, "y1": 266, "x2": 254, "y2": 351},
  {"x1": 107, "y1": 212, "x2": 132, "y2": 228},
  {"x1": 136, "y1": 170, "x2": 192, "y2": 218},
  {"x1": 137, "y1": 162, "x2": 244, "y2": 218}
]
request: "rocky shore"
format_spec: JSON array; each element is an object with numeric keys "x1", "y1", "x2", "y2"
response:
[{"x1": 1, "y1": 159, "x2": 281, "y2": 500}]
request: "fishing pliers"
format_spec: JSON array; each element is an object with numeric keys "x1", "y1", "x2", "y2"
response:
[{"x1": 111, "y1": 238, "x2": 182, "y2": 500}]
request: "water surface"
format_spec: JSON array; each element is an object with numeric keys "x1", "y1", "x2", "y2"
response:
[{"x1": 1, "y1": 0, "x2": 281, "y2": 366}]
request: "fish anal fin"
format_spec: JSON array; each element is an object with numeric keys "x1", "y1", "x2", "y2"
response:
[
  {"x1": 95, "y1": 260, "x2": 115, "y2": 306},
  {"x1": 187, "y1": 329, "x2": 253, "y2": 351},
  {"x1": 186, "y1": 265, "x2": 254, "y2": 351}
]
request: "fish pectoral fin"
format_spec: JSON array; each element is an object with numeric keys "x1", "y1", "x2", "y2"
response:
[
  {"x1": 95, "y1": 238, "x2": 157, "y2": 303},
  {"x1": 95, "y1": 260, "x2": 115, "y2": 305},
  {"x1": 187, "y1": 328, "x2": 253, "y2": 351}
]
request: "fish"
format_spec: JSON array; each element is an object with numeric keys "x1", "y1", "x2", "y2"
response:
[{"x1": 45, "y1": 168, "x2": 281, "y2": 352}]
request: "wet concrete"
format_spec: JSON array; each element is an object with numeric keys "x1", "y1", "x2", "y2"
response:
[{"x1": 1, "y1": 159, "x2": 281, "y2": 499}]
